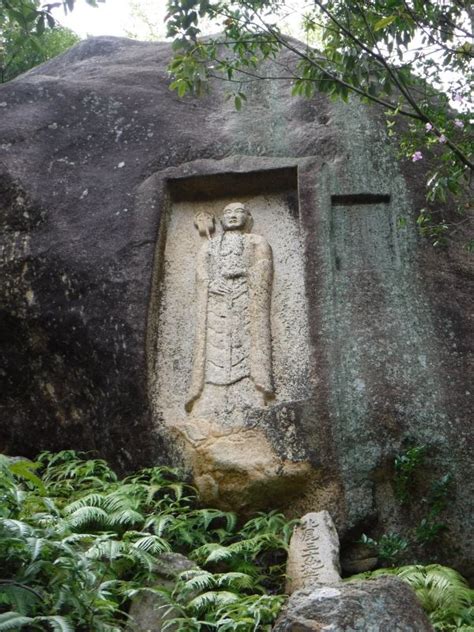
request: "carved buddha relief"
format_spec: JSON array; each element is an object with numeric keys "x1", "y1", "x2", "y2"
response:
[{"x1": 186, "y1": 202, "x2": 274, "y2": 417}]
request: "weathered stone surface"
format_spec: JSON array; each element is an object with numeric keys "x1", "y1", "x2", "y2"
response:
[
  {"x1": 174, "y1": 419, "x2": 312, "y2": 512},
  {"x1": 340, "y1": 543, "x2": 378, "y2": 575},
  {"x1": 127, "y1": 552, "x2": 194, "y2": 632},
  {"x1": 0, "y1": 36, "x2": 472, "y2": 576},
  {"x1": 286, "y1": 511, "x2": 341, "y2": 594},
  {"x1": 273, "y1": 577, "x2": 434, "y2": 632}
]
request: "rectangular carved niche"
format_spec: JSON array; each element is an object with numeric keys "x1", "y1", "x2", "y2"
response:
[
  {"x1": 150, "y1": 167, "x2": 311, "y2": 427},
  {"x1": 330, "y1": 193, "x2": 400, "y2": 273}
]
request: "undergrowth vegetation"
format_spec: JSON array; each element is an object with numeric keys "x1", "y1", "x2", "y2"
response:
[
  {"x1": 0, "y1": 451, "x2": 293, "y2": 631},
  {"x1": 1, "y1": 451, "x2": 472, "y2": 631},
  {"x1": 348, "y1": 565, "x2": 474, "y2": 631},
  {"x1": 360, "y1": 445, "x2": 455, "y2": 566}
]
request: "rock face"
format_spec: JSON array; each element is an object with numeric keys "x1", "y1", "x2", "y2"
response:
[
  {"x1": 273, "y1": 577, "x2": 434, "y2": 632},
  {"x1": 0, "y1": 37, "x2": 472, "y2": 576}
]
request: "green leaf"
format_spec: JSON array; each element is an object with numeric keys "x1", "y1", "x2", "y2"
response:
[
  {"x1": 373, "y1": 15, "x2": 397, "y2": 31},
  {"x1": 9, "y1": 460, "x2": 46, "y2": 495}
]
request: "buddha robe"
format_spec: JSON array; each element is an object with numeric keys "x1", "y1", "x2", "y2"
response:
[{"x1": 186, "y1": 230, "x2": 274, "y2": 413}]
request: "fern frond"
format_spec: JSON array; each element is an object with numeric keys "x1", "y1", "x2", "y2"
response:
[
  {"x1": 348, "y1": 563, "x2": 474, "y2": 629},
  {"x1": 64, "y1": 494, "x2": 107, "y2": 513},
  {"x1": 0, "y1": 612, "x2": 33, "y2": 631},
  {"x1": 215, "y1": 572, "x2": 255, "y2": 591},
  {"x1": 107, "y1": 509, "x2": 144, "y2": 529},
  {"x1": 25, "y1": 536, "x2": 46, "y2": 561},
  {"x1": 132, "y1": 535, "x2": 171, "y2": 554},
  {"x1": 85, "y1": 538, "x2": 124, "y2": 560},
  {"x1": 187, "y1": 590, "x2": 239, "y2": 614},
  {"x1": 123, "y1": 585, "x2": 171, "y2": 600},
  {"x1": 193, "y1": 543, "x2": 234, "y2": 564},
  {"x1": 0, "y1": 519, "x2": 33, "y2": 537},
  {"x1": 176, "y1": 570, "x2": 215, "y2": 594},
  {"x1": 0, "y1": 582, "x2": 42, "y2": 615},
  {"x1": 66, "y1": 506, "x2": 109, "y2": 528},
  {"x1": 192, "y1": 509, "x2": 237, "y2": 533},
  {"x1": 35, "y1": 615, "x2": 74, "y2": 632},
  {"x1": 101, "y1": 492, "x2": 137, "y2": 513},
  {"x1": 215, "y1": 593, "x2": 286, "y2": 628},
  {"x1": 144, "y1": 514, "x2": 174, "y2": 536},
  {"x1": 126, "y1": 546, "x2": 156, "y2": 573}
]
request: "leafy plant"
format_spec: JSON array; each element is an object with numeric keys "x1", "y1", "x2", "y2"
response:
[
  {"x1": 393, "y1": 444, "x2": 426, "y2": 503},
  {"x1": 359, "y1": 446, "x2": 453, "y2": 567},
  {"x1": 0, "y1": 451, "x2": 295, "y2": 631},
  {"x1": 157, "y1": 568, "x2": 285, "y2": 631},
  {"x1": 358, "y1": 532, "x2": 409, "y2": 566},
  {"x1": 348, "y1": 564, "x2": 474, "y2": 631},
  {"x1": 414, "y1": 472, "x2": 453, "y2": 546}
]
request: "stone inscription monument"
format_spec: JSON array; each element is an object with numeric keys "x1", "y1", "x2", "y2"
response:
[
  {"x1": 186, "y1": 202, "x2": 274, "y2": 418},
  {"x1": 286, "y1": 511, "x2": 342, "y2": 594}
]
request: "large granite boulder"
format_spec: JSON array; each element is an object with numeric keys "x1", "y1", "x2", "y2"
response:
[
  {"x1": 0, "y1": 37, "x2": 472, "y2": 576},
  {"x1": 273, "y1": 577, "x2": 434, "y2": 632}
]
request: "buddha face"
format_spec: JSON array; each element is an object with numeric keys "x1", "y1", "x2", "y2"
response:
[{"x1": 221, "y1": 204, "x2": 249, "y2": 231}]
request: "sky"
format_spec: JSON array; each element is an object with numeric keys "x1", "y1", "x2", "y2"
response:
[
  {"x1": 51, "y1": 0, "x2": 308, "y2": 40},
  {"x1": 52, "y1": 0, "x2": 170, "y2": 40}
]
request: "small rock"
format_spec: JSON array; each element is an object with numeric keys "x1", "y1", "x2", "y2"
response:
[{"x1": 127, "y1": 552, "x2": 195, "y2": 632}]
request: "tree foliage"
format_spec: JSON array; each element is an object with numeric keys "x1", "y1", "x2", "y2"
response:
[
  {"x1": 0, "y1": 0, "x2": 99, "y2": 82},
  {"x1": 165, "y1": 0, "x2": 473, "y2": 247},
  {"x1": 0, "y1": 21, "x2": 80, "y2": 82}
]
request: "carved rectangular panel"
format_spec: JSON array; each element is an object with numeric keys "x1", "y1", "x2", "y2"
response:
[
  {"x1": 331, "y1": 196, "x2": 398, "y2": 273},
  {"x1": 150, "y1": 168, "x2": 311, "y2": 428}
]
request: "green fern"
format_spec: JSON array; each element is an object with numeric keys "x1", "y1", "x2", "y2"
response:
[
  {"x1": 348, "y1": 564, "x2": 474, "y2": 631},
  {"x1": 188, "y1": 590, "x2": 240, "y2": 613},
  {"x1": 176, "y1": 569, "x2": 215, "y2": 594},
  {"x1": 0, "y1": 581, "x2": 42, "y2": 614},
  {"x1": 0, "y1": 451, "x2": 295, "y2": 631},
  {"x1": 0, "y1": 612, "x2": 73, "y2": 632},
  {"x1": 0, "y1": 612, "x2": 33, "y2": 631}
]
